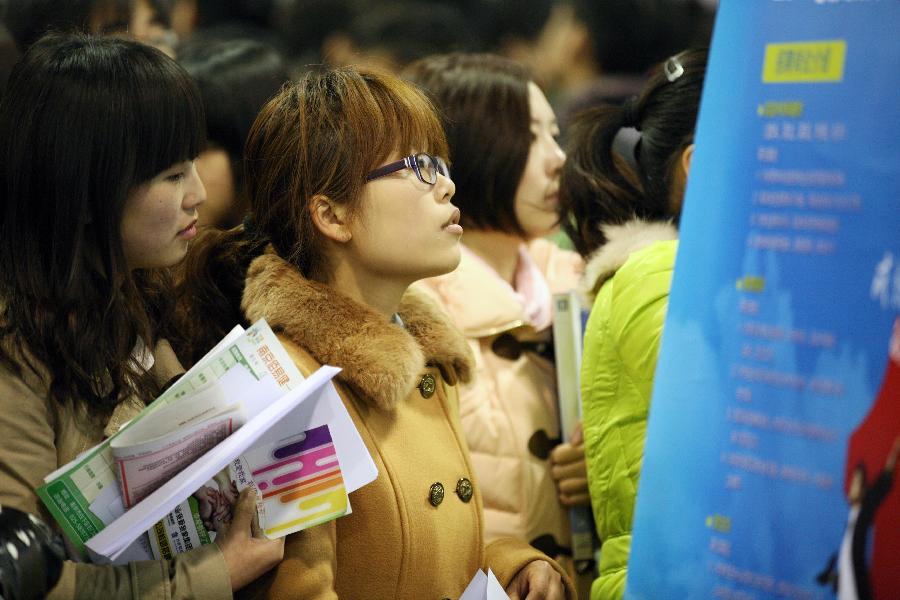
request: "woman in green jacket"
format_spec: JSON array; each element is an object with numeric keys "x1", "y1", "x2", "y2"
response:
[{"x1": 558, "y1": 48, "x2": 707, "y2": 600}]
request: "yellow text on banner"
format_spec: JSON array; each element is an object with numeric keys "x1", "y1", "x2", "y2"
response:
[{"x1": 762, "y1": 40, "x2": 846, "y2": 83}]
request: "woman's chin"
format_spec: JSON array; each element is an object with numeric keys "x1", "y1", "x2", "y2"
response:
[
  {"x1": 438, "y1": 246, "x2": 463, "y2": 275},
  {"x1": 414, "y1": 250, "x2": 462, "y2": 282}
]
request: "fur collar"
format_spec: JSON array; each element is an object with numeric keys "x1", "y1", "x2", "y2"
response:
[
  {"x1": 581, "y1": 219, "x2": 678, "y2": 301},
  {"x1": 241, "y1": 251, "x2": 474, "y2": 411}
]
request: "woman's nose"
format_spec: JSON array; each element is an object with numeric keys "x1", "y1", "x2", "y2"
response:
[
  {"x1": 185, "y1": 162, "x2": 207, "y2": 210},
  {"x1": 549, "y1": 138, "x2": 566, "y2": 171},
  {"x1": 438, "y1": 173, "x2": 456, "y2": 202}
]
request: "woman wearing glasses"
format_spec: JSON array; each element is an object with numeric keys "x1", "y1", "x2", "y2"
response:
[
  {"x1": 558, "y1": 49, "x2": 707, "y2": 600},
  {"x1": 175, "y1": 67, "x2": 573, "y2": 599},
  {"x1": 403, "y1": 54, "x2": 587, "y2": 568}
]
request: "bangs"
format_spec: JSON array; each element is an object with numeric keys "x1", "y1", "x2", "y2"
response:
[
  {"x1": 130, "y1": 53, "x2": 207, "y2": 182},
  {"x1": 357, "y1": 69, "x2": 448, "y2": 171}
]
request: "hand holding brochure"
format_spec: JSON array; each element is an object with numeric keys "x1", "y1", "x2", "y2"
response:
[
  {"x1": 37, "y1": 322, "x2": 293, "y2": 555},
  {"x1": 37, "y1": 320, "x2": 378, "y2": 564},
  {"x1": 86, "y1": 364, "x2": 348, "y2": 562}
]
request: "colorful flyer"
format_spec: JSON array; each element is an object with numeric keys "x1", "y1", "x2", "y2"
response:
[
  {"x1": 231, "y1": 423, "x2": 349, "y2": 538},
  {"x1": 627, "y1": 3, "x2": 900, "y2": 599}
]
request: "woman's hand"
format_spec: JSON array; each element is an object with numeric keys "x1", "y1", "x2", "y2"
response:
[
  {"x1": 505, "y1": 560, "x2": 566, "y2": 600},
  {"x1": 549, "y1": 422, "x2": 590, "y2": 507},
  {"x1": 215, "y1": 487, "x2": 285, "y2": 591}
]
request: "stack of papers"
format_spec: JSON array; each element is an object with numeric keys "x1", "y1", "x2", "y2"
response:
[{"x1": 37, "y1": 320, "x2": 377, "y2": 564}]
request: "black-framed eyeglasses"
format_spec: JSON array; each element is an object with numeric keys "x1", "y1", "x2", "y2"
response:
[{"x1": 365, "y1": 153, "x2": 450, "y2": 185}]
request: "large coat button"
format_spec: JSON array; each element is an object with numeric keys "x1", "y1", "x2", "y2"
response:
[
  {"x1": 419, "y1": 373, "x2": 436, "y2": 398},
  {"x1": 429, "y1": 482, "x2": 445, "y2": 506},
  {"x1": 456, "y1": 478, "x2": 473, "y2": 503}
]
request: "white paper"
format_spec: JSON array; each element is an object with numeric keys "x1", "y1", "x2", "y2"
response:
[
  {"x1": 485, "y1": 569, "x2": 508, "y2": 599},
  {"x1": 110, "y1": 370, "x2": 251, "y2": 507},
  {"x1": 459, "y1": 568, "x2": 510, "y2": 600},
  {"x1": 85, "y1": 365, "x2": 343, "y2": 561},
  {"x1": 41, "y1": 326, "x2": 246, "y2": 485}
]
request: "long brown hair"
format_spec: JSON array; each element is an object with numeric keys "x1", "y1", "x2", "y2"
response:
[
  {"x1": 0, "y1": 33, "x2": 205, "y2": 419},
  {"x1": 175, "y1": 66, "x2": 448, "y2": 366}
]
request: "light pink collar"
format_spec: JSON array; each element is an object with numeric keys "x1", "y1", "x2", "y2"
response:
[{"x1": 461, "y1": 244, "x2": 553, "y2": 331}]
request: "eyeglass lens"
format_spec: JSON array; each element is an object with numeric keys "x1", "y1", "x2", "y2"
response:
[{"x1": 413, "y1": 153, "x2": 449, "y2": 184}]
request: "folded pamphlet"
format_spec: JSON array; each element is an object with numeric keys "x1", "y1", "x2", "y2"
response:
[{"x1": 38, "y1": 320, "x2": 378, "y2": 564}]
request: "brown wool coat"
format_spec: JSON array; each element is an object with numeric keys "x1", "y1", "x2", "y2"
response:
[
  {"x1": 417, "y1": 239, "x2": 583, "y2": 554},
  {"x1": 237, "y1": 251, "x2": 575, "y2": 600},
  {"x1": 0, "y1": 338, "x2": 231, "y2": 600}
]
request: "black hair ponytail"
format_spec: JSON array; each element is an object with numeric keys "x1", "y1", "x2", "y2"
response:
[{"x1": 560, "y1": 48, "x2": 708, "y2": 258}]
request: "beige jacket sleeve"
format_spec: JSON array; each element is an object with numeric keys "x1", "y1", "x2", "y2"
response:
[
  {"x1": 0, "y1": 363, "x2": 60, "y2": 518},
  {"x1": 47, "y1": 544, "x2": 231, "y2": 600},
  {"x1": 0, "y1": 365, "x2": 233, "y2": 600}
]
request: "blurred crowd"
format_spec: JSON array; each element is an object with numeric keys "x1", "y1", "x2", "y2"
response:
[{"x1": 1, "y1": 0, "x2": 715, "y2": 116}]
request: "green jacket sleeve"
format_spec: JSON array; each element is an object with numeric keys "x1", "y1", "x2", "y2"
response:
[{"x1": 580, "y1": 240, "x2": 677, "y2": 600}]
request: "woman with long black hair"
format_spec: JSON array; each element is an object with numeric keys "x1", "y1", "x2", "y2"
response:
[{"x1": 0, "y1": 33, "x2": 282, "y2": 599}]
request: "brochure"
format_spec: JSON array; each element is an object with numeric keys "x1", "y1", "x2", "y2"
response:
[{"x1": 38, "y1": 320, "x2": 378, "y2": 564}]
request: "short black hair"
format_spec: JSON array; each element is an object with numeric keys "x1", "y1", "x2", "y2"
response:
[
  {"x1": 179, "y1": 37, "x2": 289, "y2": 183},
  {"x1": 3, "y1": 0, "x2": 132, "y2": 50},
  {"x1": 193, "y1": 0, "x2": 273, "y2": 29},
  {"x1": 572, "y1": 0, "x2": 715, "y2": 74},
  {"x1": 273, "y1": 0, "x2": 358, "y2": 61},
  {"x1": 475, "y1": 0, "x2": 553, "y2": 50},
  {"x1": 348, "y1": 2, "x2": 475, "y2": 69},
  {"x1": 404, "y1": 53, "x2": 532, "y2": 235}
]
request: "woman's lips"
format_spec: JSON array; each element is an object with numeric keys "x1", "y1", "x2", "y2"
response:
[
  {"x1": 443, "y1": 208, "x2": 463, "y2": 235},
  {"x1": 177, "y1": 220, "x2": 198, "y2": 240}
]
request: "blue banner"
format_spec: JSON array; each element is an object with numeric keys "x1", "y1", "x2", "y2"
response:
[{"x1": 627, "y1": 2, "x2": 900, "y2": 599}]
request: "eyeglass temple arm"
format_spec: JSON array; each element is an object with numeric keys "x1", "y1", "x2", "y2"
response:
[{"x1": 364, "y1": 156, "x2": 412, "y2": 182}]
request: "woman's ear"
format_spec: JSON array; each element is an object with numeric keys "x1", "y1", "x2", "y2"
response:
[
  {"x1": 681, "y1": 143, "x2": 695, "y2": 179},
  {"x1": 309, "y1": 195, "x2": 352, "y2": 243},
  {"x1": 669, "y1": 143, "x2": 696, "y2": 216}
]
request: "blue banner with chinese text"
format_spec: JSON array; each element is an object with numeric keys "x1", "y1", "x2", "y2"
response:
[{"x1": 627, "y1": 2, "x2": 900, "y2": 599}]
